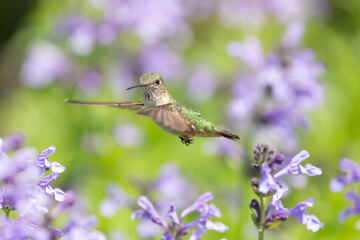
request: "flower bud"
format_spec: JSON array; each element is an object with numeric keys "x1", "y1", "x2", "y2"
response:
[
  {"x1": 253, "y1": 144, "x2": 276, "y2": 164},
  {"x1": 275, "y1": 214, "x2": 288, "y2": 222},
  {"x1": 252, "y1": 162, "x2": 260, "y2": 169},
  {"x1": 268, "y1": 147, "x2": 275, "y2": 156},
  {"x1": 251, "y1": 178, "x2": 259, "y2": 188},
  {"x1": 273, "y1": 154, "x2": 285, "y2": 165},
  {"x1": 253, "y1": 147, "x2": 261, "y2": 161},
  {"x1": 250, "y1": 199, "x2": 260, "y2": 225}
]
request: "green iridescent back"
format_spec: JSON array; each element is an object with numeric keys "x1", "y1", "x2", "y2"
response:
[{"x1": 170, "y1": 96, "x2": 219, "y2": 135}]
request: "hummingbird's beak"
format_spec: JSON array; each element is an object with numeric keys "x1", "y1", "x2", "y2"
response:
[{"x1": 126, "y1": 83, "x2": 150, "y2": 90}]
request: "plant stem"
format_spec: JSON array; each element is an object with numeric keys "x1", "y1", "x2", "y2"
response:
[{"x1": 258, "y1": 196, "x2": 267, "y2": 240}]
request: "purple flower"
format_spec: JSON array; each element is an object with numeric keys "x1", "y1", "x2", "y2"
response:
[
  {"x1": 164, "y1": 203, "x2": 180, "y2": 224},
  {"x1": 0, "y1": 217, "x2": 51, "y2": 240},
  {"x1": 101, "y1": 163, "x2": 195, "y2": 238},
  {"x1": 132, "y1": 192, "x2": 228, "y2": 239},
  {"x1": 62, "y1": 214, "x2": 106, "y2": 240},
  {"x1": 288, "y1": 198, "x2": 324, "y2": 232},
  {"x1": 185, "y1": 204, "x2": 228, "y2": 239},
  {"x1": 132, "y1": 196, "x2": 169, "y2": 230},
  {"x1": 252, "y1": 144, "x2": 323, "y2": 232},
  {"x1": 180, "y1": 192, "x2": 213, "y2": 219},
  {"x1": 258, "y1": 150, "x2": 322, "y2": 195},
  {"x1": 258, "y1": 163, "x2": 280, "y2": 194},
  {"x1": 330, "y1": 158, "x2": 360, "y2": 192},
  {"x1": 270, "y1": 185, "x2": 288, "y2": 205},
  {"x1": 274, "y1": 150, "x2": 322, "y2": 178},
  {"x1": 288, "y1": 198, "x2": 315, "y2": 223},
  {"x1": 226, "y1": 28, "x2": 324, "y2": 151},
  {"x1": 34, "y1": 146, "x2": 66, "y2": 202},
  {"x1": 36, "y1": 146, "x2": 65, "y2": 174},
  {"x1": 162, "y1": 232, "x2": 175, "y2": 240},
  {"x1": 268, "y1": 197, "x2": 324, "y2": 232},
  {"x1": 38, "y1": 172, "x2": 66, "y2": 202},
  {"x1": 20, "y1": 41, "x2": 70, "y2": 88},
  {"x1": 0, "y1": 136, "x2": 105, "y2": 238},
  {"x1": 338, "y1": 190, "x2": 360, "y2": 222}
]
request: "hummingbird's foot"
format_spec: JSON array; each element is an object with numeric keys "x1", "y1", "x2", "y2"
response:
[{"x1": 179, "y1": 137, "x2": 194, "y2": 146}]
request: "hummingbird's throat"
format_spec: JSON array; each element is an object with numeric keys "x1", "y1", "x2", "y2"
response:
[{"x1": 142, "y1": 89, "x2": 170, "y2": 107}]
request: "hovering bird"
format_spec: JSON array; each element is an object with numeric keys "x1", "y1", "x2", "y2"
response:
[{"x1": 65, "y1": 72, "x2": 239, "y2": 145}]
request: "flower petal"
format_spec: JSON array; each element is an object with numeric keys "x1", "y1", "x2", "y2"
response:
[
  {"x1": 51, "y1": 161, "x2": 66, "y2": 173},
  {"x1": 259, "y1": 163, "x2": 279, "y2": 194},
  {"x1": 208, "y1": 204, "x2": 221, "y2": 218},
  {"x1": 38, "y1": 172, "x2": 60, "y2": 187},
  {"x1": 302, "y1": 164, "x2": 322, "y2": 176},
  {"x1": 54, "y1": 188, "x2": 67, "y2": 202},
  {"x1": 338, "y1": 190, "x2": 360, "y2": 222},
  {"x1": 289, "y1": 198, "x2": 315, "y2": 224},
  {"x1": 274, "y1": 150, "x2": 322, "y2": 178},
  {"x1": 205, "y1": 220, "x2": 228, "y2": 232},
  {"x1": 131, "y1": 209, "x2": 145, "y2": 220},
  {"x1": 136, "y1": 196, "x2": 168, "y2": 230},
  {"x1": 164, "y1": 202, "x2": 180, "y2": 225},
  {"x1": 305, "y1": 215, "x2": 324, "y2": 232},
  {"x1": 161, "y1": 232, "x2": 174, "y2": 240},
  {"x1": 180, "y1": 192, "x2": 213, "y2": 218}
]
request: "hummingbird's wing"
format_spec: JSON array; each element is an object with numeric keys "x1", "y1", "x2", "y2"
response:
[
  {"x1": 137, "y1": 104, "x2": 192, "y2": 133},
  {"x1": 65, "y1": 99, "x2": 144, "y2": 110}
]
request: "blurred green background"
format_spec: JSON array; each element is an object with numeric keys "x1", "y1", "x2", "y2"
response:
[{"x1": 1, "y1": 0, "x2": 360, "y2": 239}]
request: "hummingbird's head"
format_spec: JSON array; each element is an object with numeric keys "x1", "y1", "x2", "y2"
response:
[{"x1": 126, "y1": 73, "x2": 170, "y2": 107}]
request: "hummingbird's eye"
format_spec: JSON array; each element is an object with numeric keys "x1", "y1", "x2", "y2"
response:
[{"x1": 155, "y1": 79, "x2": 160, "y2": 85}]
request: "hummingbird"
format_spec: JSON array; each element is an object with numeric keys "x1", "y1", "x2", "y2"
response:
[{"x1": 65, "y1": 72, "x2": 239, "y2": 145}]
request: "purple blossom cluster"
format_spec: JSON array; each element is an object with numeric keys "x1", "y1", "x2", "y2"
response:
[
  {"x1": 250, "y1": 144, "x2": 323, "y2": 238},
  {"x1": 218, "y1": 0, "x2": 328, "y2": 29},
  {"x1": 226, "y1": 22, "x2": 325, "y2": 151},
  {"x1": 19, "y1": 0, "x2": 327, "y2": 105},
  {"x1": 99, "y1": 162, "x2": 202, "y2": 239},
  {"x1": 132, "y1": 192, "x2": 228, "y2": 240},
  {"x1": 20, "y1": 0, "x2": 214, "y2": 91},
  {"x1": 330, "y1": 158, "x2": 360, "y2": 228},
  {"x1": 0, "y1": 135, "x2": 105, "y2": 239}
]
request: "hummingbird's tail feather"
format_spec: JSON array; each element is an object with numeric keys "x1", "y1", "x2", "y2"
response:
[
  {"x1": 64, "y1": 99, "x2": 144, "y2": 110},
  {"x1": 218, "y1": 129, "x2": 240, "y2": 141}
]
